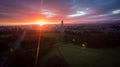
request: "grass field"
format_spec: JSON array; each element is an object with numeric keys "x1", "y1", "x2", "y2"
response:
[
  {"x1": 38, "y1": 33, "x2": 120, "y2": 67},
  {"x1": 39, "y1": 44, "x2": 120, "y2": 67}
]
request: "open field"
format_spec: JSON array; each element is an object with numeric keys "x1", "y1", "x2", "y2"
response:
[
  {"x1": 39, "y1": 44, "x2": 120, "y2": 67},
  {"x1": 1, "y1": 24, "x2": 120, "y2": 67},
  {"x1": 38, "y1": 32, "x2": 120, "y2": 67}
]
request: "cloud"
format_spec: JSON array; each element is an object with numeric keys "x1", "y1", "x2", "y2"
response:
[
  {"x1": 41, "y1": 9, "x2": 57, "y2": 18},
  {"x1": 68, "y1": 11, "x2": 87, "y2": 17},
  {"x1": 112, "y1": 9, "x2": 120, "y2": 14}
]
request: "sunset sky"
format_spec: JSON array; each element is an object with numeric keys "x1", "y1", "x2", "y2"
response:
[{"x1": 0, "y1": 0, "x2": 120, "y2": 25}]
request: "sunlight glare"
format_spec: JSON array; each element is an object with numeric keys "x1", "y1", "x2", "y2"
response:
[
  {"x1": 34, "y1": 19, "x2": 48, "y2": 26},
  {"x1": 37, "y1": 22, "x2": 46, "y2": 26}
]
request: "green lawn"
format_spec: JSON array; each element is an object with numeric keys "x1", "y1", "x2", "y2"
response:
[
  {"x1": 38, "y1": 46, "x2": 61, "y2": 67},
  {"x1": 38, "y1": 44, "x2": 120, "y2": 67}
]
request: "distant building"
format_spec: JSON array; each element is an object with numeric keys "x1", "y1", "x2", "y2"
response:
[{"x1": 61, "y1": 20, "x2": 64, "y2": 33}]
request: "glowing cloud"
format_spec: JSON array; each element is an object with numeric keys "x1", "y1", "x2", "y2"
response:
[
  {"x1": 41, "y1": 9, "x2": 56, "y2": 18},
  {"x1": 68, "y1": 11, "x2": 87, "y2": 17},
  {"x1": 90, "y1": 14, "x2": 110, "y2": 18},
  {"x1": 112, "y1": 9, "x2": 120, "y2": 14}
]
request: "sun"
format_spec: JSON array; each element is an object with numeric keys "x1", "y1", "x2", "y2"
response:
[
  {"x1": 37, "y1": 22, "x2": 46, "y2": 26},
  {"x1": 34, "y1": 19, "x2": 48, "y2": 26}
]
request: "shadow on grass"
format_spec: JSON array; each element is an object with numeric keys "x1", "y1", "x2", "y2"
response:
[{"x1": 45, "y1": 55, "x2": 69, "y2": 67}]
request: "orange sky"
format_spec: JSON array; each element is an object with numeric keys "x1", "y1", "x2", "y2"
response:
[{"x1": 0, "y1": 0, "x2": 120, "y2": 25}]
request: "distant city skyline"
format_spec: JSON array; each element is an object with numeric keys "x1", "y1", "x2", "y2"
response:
[{"x1": 0, "y1": 0, "x2": 120, "y2": 25}]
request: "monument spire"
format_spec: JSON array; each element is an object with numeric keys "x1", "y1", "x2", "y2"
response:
[{"x1": 61, "y1": 20, "x2": 64, "y2": 33}]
